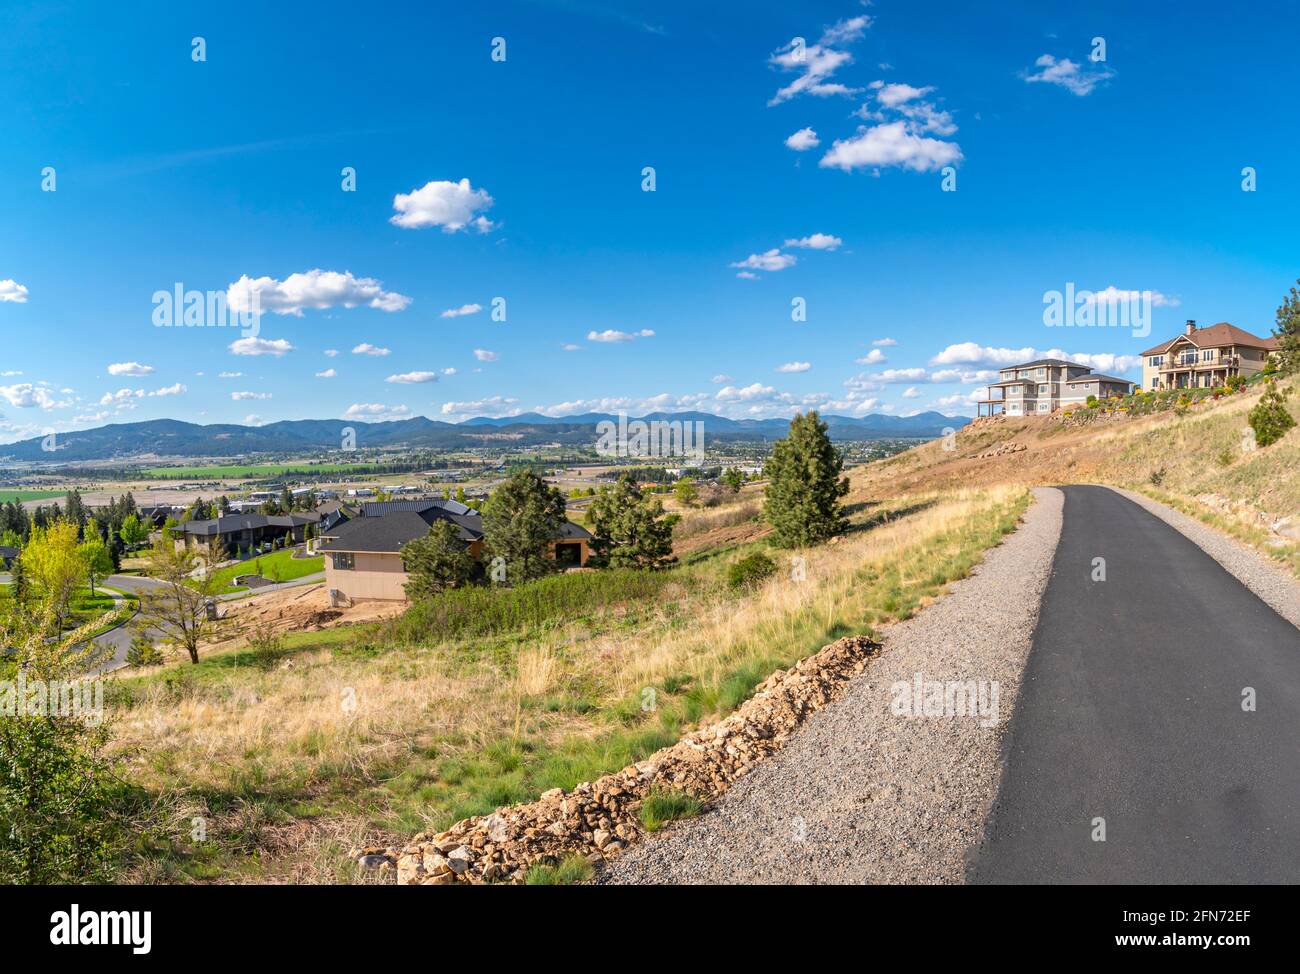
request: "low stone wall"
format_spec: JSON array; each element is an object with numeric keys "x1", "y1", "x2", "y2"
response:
[{"x1": 392, "y1": 634, "x2": 881, "y2": 884}]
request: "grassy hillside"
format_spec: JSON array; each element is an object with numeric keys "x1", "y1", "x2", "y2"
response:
[
  {"x1": 859, "y1": 374, "x2": 1300, "y2": 574},
  {"x1": 108, "y1": 481, "x2": 1027, "y2": 883}
]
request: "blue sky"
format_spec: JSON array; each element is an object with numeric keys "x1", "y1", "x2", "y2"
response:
[{"x1": 2, "y1": 0, "x2": 1298, "y2": 443}]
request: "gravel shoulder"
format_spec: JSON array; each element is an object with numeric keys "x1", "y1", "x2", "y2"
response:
[
  {"x1": 602, "y1": 486, "x2": 1065, "y2": 885},
  {"x1": 1110, "y1": 486, "x2": 1300, "y2": 631}
]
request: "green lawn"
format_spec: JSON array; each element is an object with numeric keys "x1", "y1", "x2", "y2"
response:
[
  {"x1": 137, "y1": 462, "x2": 395, "y2": 479},
  {"x1": 0, "y1": 489, "x2": 67, "y2": 504},
  {"x1": 199, "y1": 548, "x2": 325, "y2": 593}
]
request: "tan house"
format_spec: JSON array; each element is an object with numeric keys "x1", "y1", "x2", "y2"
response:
[
  {"x1": 1141, "y1": 320, "x2": 1279, "y2": 390},
  {"x1": 978, "y1": 358, "x2": 1134, "y2": 417},
  {"x1": 318, "y1": 498, "x2": 592, "y2": 602}
]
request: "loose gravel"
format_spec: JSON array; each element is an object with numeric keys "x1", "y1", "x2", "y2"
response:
[
  {"x1": 602, "y1": 487, "x2": 1065, "y2": 885},
  {"x1": 1110, "y1": 487, "x2": 1300, "y2": 631}
]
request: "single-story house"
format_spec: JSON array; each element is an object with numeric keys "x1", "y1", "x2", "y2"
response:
[
  {"x1": 177, "y1": 512, "x2": 320, "y2": 557},
  {"x1": 138, "y1": 504, "x2": 182, "y2": 527},
  {"x1": 318, "y1": 498, "x2": 592, "y2": 602},
  {"x1": 315, "y1": 500, "x2": 358, "y2": 533}
]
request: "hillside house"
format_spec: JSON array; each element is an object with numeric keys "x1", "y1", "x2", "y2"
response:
[
  {"x1": 978, "y1": 359, "x2": 1134, "y2": 417},
  {"x1": 1141, "y1": 320, "x2": 1280, "y2": 390}
]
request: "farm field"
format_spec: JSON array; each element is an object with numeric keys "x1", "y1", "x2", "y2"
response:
[
  {"x1": 137, "y1": 462, "x2": 424, "y2": 479},
  {"x1": 0, "y1": 489, "x2": 66, "y2": 504}
]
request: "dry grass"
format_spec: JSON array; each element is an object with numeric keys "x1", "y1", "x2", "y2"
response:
[{"x1": 107, "y1": 480, "x2": 1028, "y2": 879}]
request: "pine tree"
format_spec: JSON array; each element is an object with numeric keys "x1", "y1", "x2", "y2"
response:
[
  {"x1": 1273, "y1": 279, "x2": 1300, "y2": 375},
  {"x1": 763, "y1": 411, "x2": 849, "y2": 547},
  {"x1": 482, "y1": 469, "x2": 567, "y2": 583},
  {"x1": 402, "y1": 520, "x2": 477, "y2": 598},
  {"x1": 1248, "y1": 380, "x2": 1296, "y2": 447},
  {"x1": 587, "y1": 474, "x2": 677, "y2": 569}
]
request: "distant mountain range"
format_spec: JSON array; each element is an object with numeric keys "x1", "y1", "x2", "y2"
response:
[{"x1": 0, "y1": 411, "x2": 969, "y2": 464}]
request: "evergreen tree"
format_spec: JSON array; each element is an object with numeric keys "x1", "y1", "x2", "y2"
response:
[
  {"x1": 762, "y1": 411, "x2": 849, "y2": 547},
  {"x1": 587, "y1": 474, "x2": 677, "y2": 569},
  {"x1": 1248, "y1": 380, "x2": 1296, "y2": 447},
  {"x1": 402, "y1": 520, "x2": 477, "y2": 598},
  {"x1": 1273, "y1": 278, "x2": 1300, "y2": 375},
  {"x1": 482, "y1": 469, "x2": 567, "y2": 583}
]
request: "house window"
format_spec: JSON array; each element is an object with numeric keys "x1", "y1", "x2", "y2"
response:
[
  {"x1": 1148, "y1": 355, "x2": 1163, "y2": 367},
  {"x1": 1201, "y1": 349, "x2": 1213, "y2": 362},
  {"x1": 1038, "y1": 384, "x2": 1049, "y2": 394},
  {"x1": 1037, "y1": 401, "x2": 1049, "y2": 412},
  {"x1": 332, "y1": 552, "x2": 355, "y2": 571},
  {"x1": 1037, "y1": 367, "x2": 1046, "y2": 377}
]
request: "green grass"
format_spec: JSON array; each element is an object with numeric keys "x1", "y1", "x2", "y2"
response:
[
  {"x1": 137, "y1": 462, "x2": 401, "y2": 479},
  {"x1": 0, "y1": 489, "x2": 66, "y2": 503},
  {"x1": 194, "y1": 548, "x2": 324, "y2": 593},
  {"x1": 524, "y1": 854, "x2": 593, "y2": 885},
  {"x1": 639, "y1": 788, "x2": 703, "y2": 832}
]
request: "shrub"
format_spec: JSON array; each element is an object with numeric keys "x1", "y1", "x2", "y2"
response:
[
  {"x1": 1248, "y1": 381, "x2": 1296, "y2": 447},
  {"x1": 639, "y1": 788, "x2": 703, "y2": 832},
  {"x1": 1149, "y1": 467, "x2": 1166, "y2": 487},
  {"x1": 246, "y1": 623, "x2": 286, "y2": 671},
  {"x1": 524, "y1": 854, "x2": 593, "y2": 885},
  {"x1": 727, "y1": 551, "x2": 777, "y2": 590},
  {"x1": 126, "y1": 634, "x2": 164, "y2": 667}
]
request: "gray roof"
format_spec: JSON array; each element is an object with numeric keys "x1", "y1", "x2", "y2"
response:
[
  {"x1": 0, "y1": 545, "x2": 18, "y2": 560},
  {"x1": 318, "y1": 498, "x2": 590, "y2": 554},
  {"x1": 1064, "y1": 374, "x2": 1133, "y2": 385},
  {"x1": 1000, "y1": 358, "x2": 1089, "y2": 370},
  {"x1": 182, "y1": 512, "x2": 318, "y2": 536}
]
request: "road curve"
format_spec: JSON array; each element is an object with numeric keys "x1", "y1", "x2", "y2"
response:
[{"x1": 969, "y1": 485, "x2": 1300, "y2": 884}]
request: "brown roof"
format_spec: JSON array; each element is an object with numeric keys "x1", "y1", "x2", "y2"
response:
[{"x1": 1141, "y1": 322, "x2": 1278, "y2": 356}]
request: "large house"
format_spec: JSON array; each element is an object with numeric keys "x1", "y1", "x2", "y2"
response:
[
  {"x1": 177, "y1": 512, "x2": 320, "y2": 557},
  {"x1": 978, "y1": 359, "x2": 1134, "y2": 417},
  {"x1": 318, "y1": 498, "x2": 593, "y2": 602},
  {"x1": 1141, "y1": 320, "x2": 1279, "y2": 390}
]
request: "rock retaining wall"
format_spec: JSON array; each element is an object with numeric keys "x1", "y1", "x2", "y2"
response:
[{"x1": 391, "y1": 634, "x2": 881, "y2": 884}]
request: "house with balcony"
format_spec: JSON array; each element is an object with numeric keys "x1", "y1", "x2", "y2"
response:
[
  {"x1": 1141, "y1": 320, "x2": 1279, "y2": 391},
  {"x1": 977, "y1": 359, "x2": 1134, "y2": 417}
]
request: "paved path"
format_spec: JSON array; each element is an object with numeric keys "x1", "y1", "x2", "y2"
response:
[{"x1": 969, "y1": 485, "x2": 1300, "y2": 884}]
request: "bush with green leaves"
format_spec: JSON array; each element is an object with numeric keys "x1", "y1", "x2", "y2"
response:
[
  {"x1": 762, "y1": 411, "x2": 849, "y2": 547},
  {"x1": 1248, "y1": 381, "x2": 1296, "y2": 447},
  {"x1": 727, "y1": 551, "x2": 777, "y2": 590},
  {"x1": 126, "y1": 633, "x2": 164, "y2": 667}
]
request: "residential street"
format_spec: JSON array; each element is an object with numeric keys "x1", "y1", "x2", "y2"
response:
[{"x1": 970, "y1": 485, "x2": 1300, "y2": 883}]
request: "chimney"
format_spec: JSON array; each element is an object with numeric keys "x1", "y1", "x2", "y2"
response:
[{"x1": 1185, "y1": 319, "x2": 1197, "y2": 336}]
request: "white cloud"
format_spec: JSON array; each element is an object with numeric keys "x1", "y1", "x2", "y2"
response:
[
  {"x1": 440, "y1": 302, "x2": 483, "y2": 318},
  {"x1": 1, "y1": 383, "x2": 60, "y2": 408},
  {"x1": 871, "y1": 81, "x2": 934, "y2": 108},
  {"x1": 854, "y1": 349, "x2": 887, "y2": 365},
  {"x1": 0, "y1": 280, "x2": 29, "y2": 303},
  {"x1": 902, "y1": 387, "x2": 921, "y2": 399},
  {"x1": 441, "y1": 367, "x2": 457, "y2": 375},
  {"x1": 0, "y1": 370, "x2": 21, "y2": 376},
  {"x1": 218, "y1": 371, "x2": 244, "y2": 378},
  {"x1": 229, "y1": 336, "x2": 294, "y2": 357},
  {"x1": 386, "y1": 371, "x2": 439, "y2": 384},
  {"x1": 243, "y1": 414, "x2": 266, "y2": 426},
  {"x1": 473, "y1": 349, "x2": 499, "y2": 362},
  {"x1": 715, "y1": 382, "x2": 778, "y2": 402},
  {"x1": 342, "y1": 403, "x2": 413, "y2": 422},
  {"x1": 820, "y1": 15, "x2": 871, "y2": 46},
  {"x1": 1085, "y1": 285, "x2": 1179, "y2": 308},
  {"x1": 873, "y1": 337, "x2": 897, "y2": 346},
  {"x1": 561, "y1": 343, "x2": 580, "y2": 351},
  {"x1": 820, "y1": 120, "x2": 962, "y2": 173},
  {"x1": 776, "y1": 361, "x2": 811, "y2": 373},
  {"x1": 231, "y1": 391, "x2": 271, "y2": 401},
  {"x1": 1023, "y1": 54, "x2": 1115, "y2": 96},
  {"x1": 439, "y1": 396, "x2": 520, "y2": 418},
  {"x1": 587, "y1": 328, "x2": 655, "y2": 343},
  {"x1": 390, "y1": 178, "x2": 495, "y2": 232},
  {"x1": 107, "y1": 362, "x2": 154, "y2": 377},
  {"x1": 735, "y1": 271, "x2": 760, "y2": 280},
  {"x1": 352, "y1": 343, "x2": 390, "y2": 356},
  {"x1": 711, "y1": 374, "x2": 732, "y2": 384},
  {"x1": 99, "y1": 383, "x2": 186, "y2": 406},
  {"x1": 785, "y1": 127, "x2": 820, "y2": 151},
  {"x1": 730, "y1": 249, "x2": 796, "y2": 274},
  {"x1": 316, "y1": 369, "x2": 337, "y2": 378},
  {"x1": 929, "y1": 342, "x2": 1142, "y2": 373},
  {"x1": 227, "y1": 269, "x2": 411, "y2": 316},
  {"x1": 323, "y1": 348, "x2": 339, "y2": 357},
  {"x1": 784, "y1": 233, "x2": 842, "y2": 251}
]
